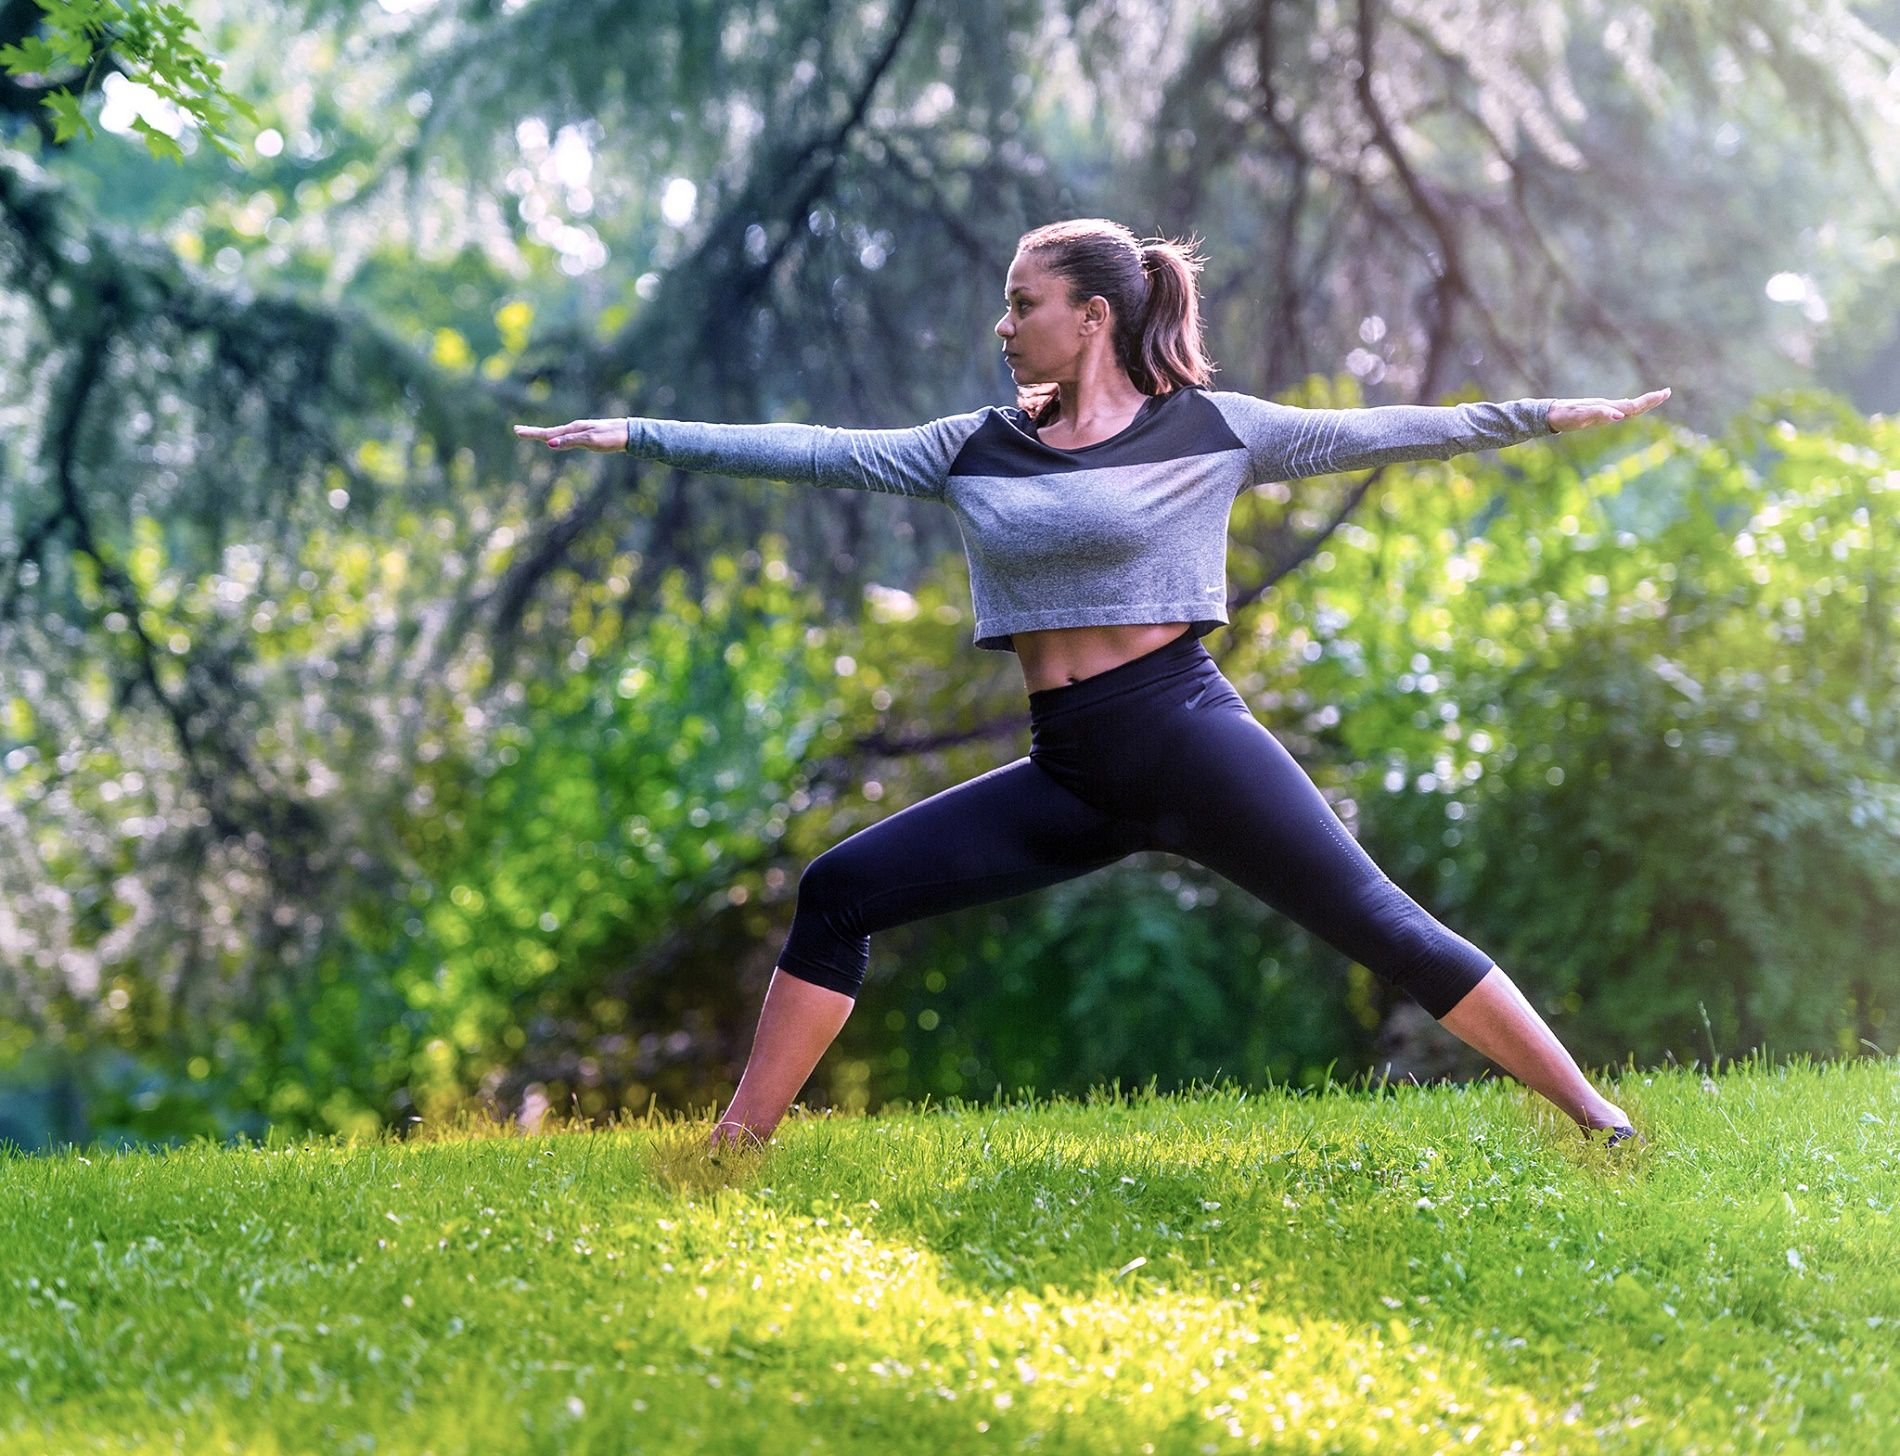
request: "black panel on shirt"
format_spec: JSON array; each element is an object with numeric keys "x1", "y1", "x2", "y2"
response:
[{"x1": 948, "y1": 385, "x2": 1245, "y2": 479}]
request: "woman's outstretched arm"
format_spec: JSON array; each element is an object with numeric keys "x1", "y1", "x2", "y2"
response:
[
  {"x1": 1206, "y1": 386, "x2": 1671, "y2": 487},
  {"x1": 512, "y1": 409, "x2": 990, "y2": 503}
]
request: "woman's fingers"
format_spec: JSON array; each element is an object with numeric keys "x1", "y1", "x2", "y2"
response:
[
  {"x1": 512, "y1": 421, "x2": 573, "y2": 446},
  {"x1": 1618, "y1": 387, "x2": 1672, "y2": 417},
  {"x1": 1615, "y1": 386, "x2": 1672, "y2": 418}
]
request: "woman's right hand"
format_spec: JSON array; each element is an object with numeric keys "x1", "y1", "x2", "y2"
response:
[
  {"x1": 1547, "y1": 388, "x2": 1670, "y2": 433},
  {"x1": 513, "y1": 418, "x2": 625, "y2": 452}
]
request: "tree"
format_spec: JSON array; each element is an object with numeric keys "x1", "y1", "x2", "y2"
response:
[{"x1": 1, "y1": 0, "x2": 1895, "y2": 1140}]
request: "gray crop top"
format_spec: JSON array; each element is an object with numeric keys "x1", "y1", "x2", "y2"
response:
[{"x1": 624, "y1": 386, "x2": 1556, "y2": 653}]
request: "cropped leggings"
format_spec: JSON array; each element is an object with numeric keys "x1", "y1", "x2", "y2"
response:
[{"x1": 775, "y1": 625, "x2": 1496, "y2": 1019}]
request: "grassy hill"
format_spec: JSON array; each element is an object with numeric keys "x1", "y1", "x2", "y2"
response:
[{"x1": 1, "y1": 1052, "x2": 1894, "y2": 1453}]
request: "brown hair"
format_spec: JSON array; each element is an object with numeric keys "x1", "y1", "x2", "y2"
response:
[{"x1": 1010, "y1": 218, "x2": 1218, "y2": 424}]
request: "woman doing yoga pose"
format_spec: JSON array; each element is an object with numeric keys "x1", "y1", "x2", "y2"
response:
[{"x1": 514, "y1": 218, "x2": 1669, "y2": 1155}]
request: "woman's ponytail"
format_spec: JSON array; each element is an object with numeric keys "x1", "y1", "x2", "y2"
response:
[{"x1": 1131, "y1": 235, "x2": 1214, "y2": 398}]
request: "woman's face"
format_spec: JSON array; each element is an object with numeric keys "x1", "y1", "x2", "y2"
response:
[{"x1": 995, "y1": 253, "x2": 1094, "y2": 384}]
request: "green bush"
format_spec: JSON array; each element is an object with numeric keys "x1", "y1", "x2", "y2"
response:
[{"x1": 1253, "y1": 384, "x2": 1899, "y2": 1069}]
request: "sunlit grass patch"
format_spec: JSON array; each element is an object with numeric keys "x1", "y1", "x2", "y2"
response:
[{"x1": 0, "y1": 1052, "x2": 1894, "y2": 1453}]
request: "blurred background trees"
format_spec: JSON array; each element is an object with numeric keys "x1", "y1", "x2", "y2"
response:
[{"x1": 1, "y1": 0, "x2": 1896, "y2": 1150}]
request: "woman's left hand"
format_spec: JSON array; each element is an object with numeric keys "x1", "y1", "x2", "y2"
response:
[
  {"x1": 513, "y1": 418, "x2": 625, "y2": 452},
  {"x1": 1549, "y1": 387, "x2": 1671, "y2": 433}
]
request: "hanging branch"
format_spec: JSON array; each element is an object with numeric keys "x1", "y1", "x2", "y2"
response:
[
  {"x1": 465, "y1": 0, "x2": 931, "y2": 677},
  {"x1": 1352, "y1": 0, "x2": 1460, "y2": 396}
]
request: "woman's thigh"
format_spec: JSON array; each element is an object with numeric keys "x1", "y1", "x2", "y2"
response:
[
  {"x1": 777, "y1": 754, "x2": 1153, "y2": 995},
  {"x1": 1149, "y1": 690, "x2": 1494, "y2": 1016}
]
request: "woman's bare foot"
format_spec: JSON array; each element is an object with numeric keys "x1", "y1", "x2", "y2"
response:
[
  {"x1": 1579, "y1": 1092, "x2": 1642, "y2": 1147},
  {"x1": 707, "y1": 1119, "x2": 769, "y2": 1155}
]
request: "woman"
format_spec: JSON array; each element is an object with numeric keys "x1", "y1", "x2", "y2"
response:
[{"x1": 514, "y1": 217, "x2": 1668, "y2": 1155}]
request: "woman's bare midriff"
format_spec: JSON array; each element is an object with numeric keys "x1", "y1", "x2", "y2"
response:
[{"x1": 1015, "y1": 622, "x2": 1194, "y2": 694}]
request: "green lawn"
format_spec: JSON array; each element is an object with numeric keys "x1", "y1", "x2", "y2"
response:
[{"x1": 1, "y1": 1053, "x2": 1894, "y2": 1454}]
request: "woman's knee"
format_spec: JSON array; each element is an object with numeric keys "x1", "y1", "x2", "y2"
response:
[
  {"x1": 1355, "y1": 878, "x2": 1491, "y2": 1014},
  {"x1": 778, "y1": 854, "x2": 874, "y2": 998},
  {"x1": 794, "y1": 847, "x2": 866, "y2": 919}
]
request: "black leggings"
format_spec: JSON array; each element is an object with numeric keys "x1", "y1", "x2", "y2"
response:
[{"x1": 775, "y1": 626, "x2": 1495, "y2": 1019}]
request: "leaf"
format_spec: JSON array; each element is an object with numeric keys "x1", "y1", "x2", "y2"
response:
[
  {"x1": 0, "y1": 38, "x2": 64, "y2": 75},
  {"x1": 132, "y1": 115, "x2": 184, "y2": 163},
  {"x1": 43, "y1": 89, "x2": 92, "y2": 145}
]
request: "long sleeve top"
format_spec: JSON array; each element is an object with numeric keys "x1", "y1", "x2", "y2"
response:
[{"x1": 624, "y1": 385, "x2": 1556, "y2": 653}]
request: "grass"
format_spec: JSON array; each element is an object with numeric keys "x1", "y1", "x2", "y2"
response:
[{"x1": 0, "y1": 1051, "x2": 1895, "y2": 1454}]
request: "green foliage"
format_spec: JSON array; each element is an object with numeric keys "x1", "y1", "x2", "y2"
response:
[
  {"x1": 7, "y1": 0, "x2": 1900, "y2": 1154},
  {"x1": 1241, "y1": 382, "x2": 1900, "y2": 1069},
  {"x1": 216, "y1": 542, "x2": 824, "y2": 1135},
  {"x1": 857, "y1": 868, "x2": 1367, "y2": 1117},
  {"x1": 0, "y1": 0, "x2": 257, "y2": 161}
]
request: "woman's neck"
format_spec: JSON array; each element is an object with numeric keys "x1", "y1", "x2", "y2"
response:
[{"x1": 1047, "y1": 371, "x2": 1147, "y2": 428}]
